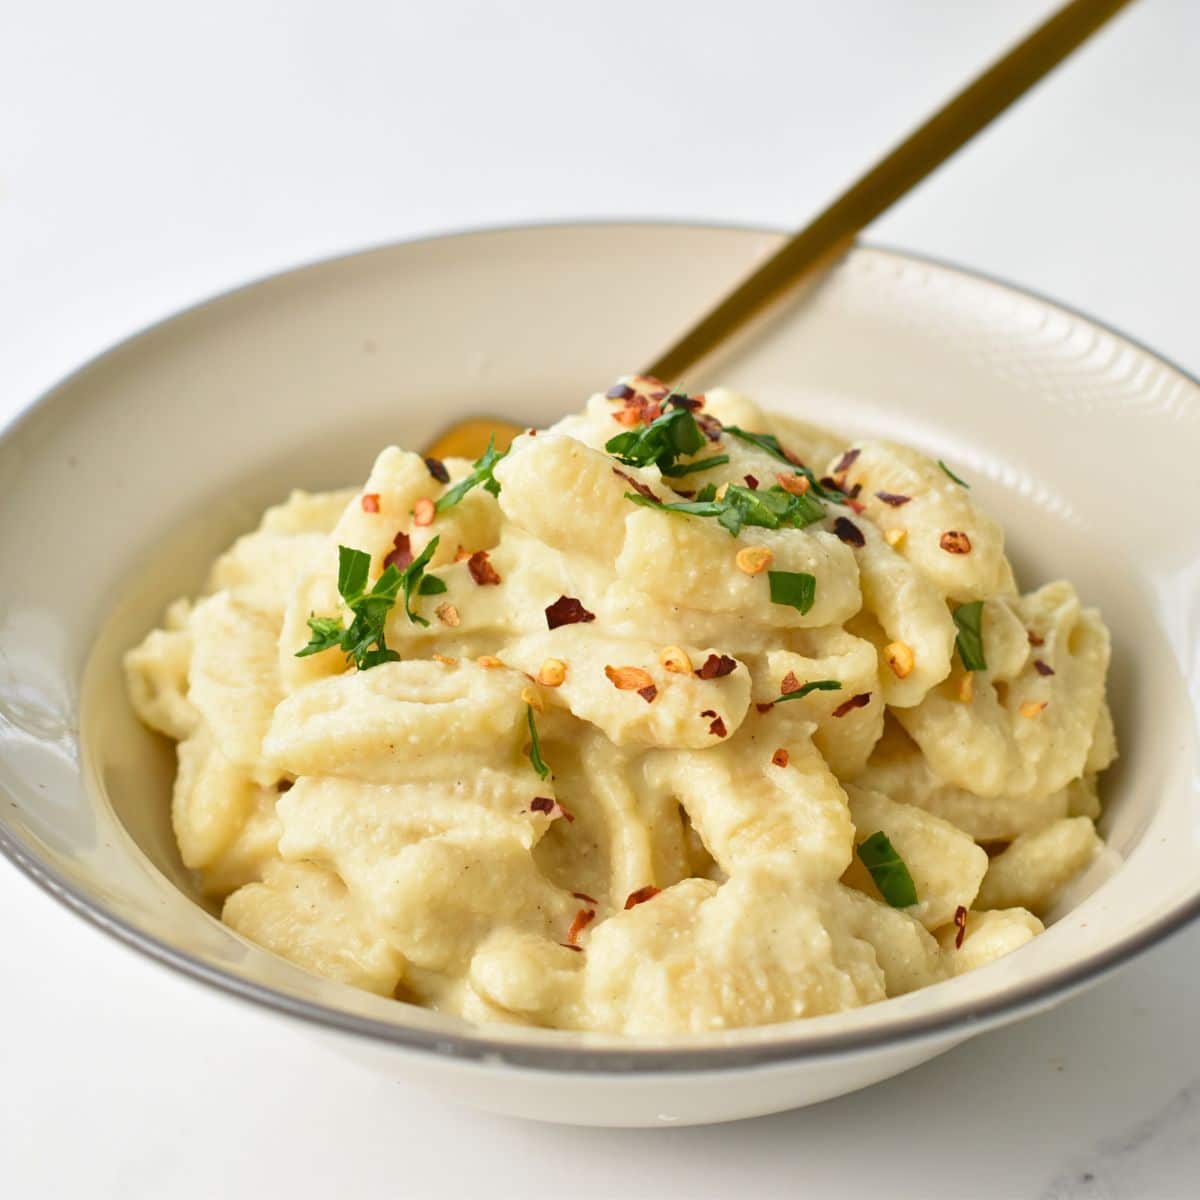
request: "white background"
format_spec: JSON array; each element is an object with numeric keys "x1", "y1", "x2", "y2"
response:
[{"x1": 2, "y1": 2, "x2": 1198, "y2": 1197}]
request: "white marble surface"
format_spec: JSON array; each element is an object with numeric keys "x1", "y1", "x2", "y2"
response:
[{"x1": 2, "y1": 2, "x2": 1198, "y2": 1196}]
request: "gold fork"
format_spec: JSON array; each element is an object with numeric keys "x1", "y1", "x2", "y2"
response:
[{"x1": 425, "y1": 0, "x2": 1135, "y2": 462}]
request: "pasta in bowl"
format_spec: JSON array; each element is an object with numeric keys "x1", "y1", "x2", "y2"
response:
[{"x1": 125, "y1": 379, "x2": 1115, "y2": 1035}]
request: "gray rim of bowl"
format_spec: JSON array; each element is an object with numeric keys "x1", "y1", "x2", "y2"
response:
[{"x1": 2, "y1": 219, "x2": 1198, "y2": 1075}]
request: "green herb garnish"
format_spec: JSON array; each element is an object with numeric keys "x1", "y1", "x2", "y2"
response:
[
  {"x1": 624, "y1": 481, "x2": 825, "y2": 538},
  {"x1": 952, "y1": 600, "x2": 987, "y2": 671},
  {"x1": 773, "y1": 679, "x2": 842, "y2": 703},
  {"x1": 435, "y1": 436, "x2": 506, "y2": 513},
  {"x1": 938, "y1": 459, "x2": 970, "y2": 488},
  {"x1": 724, "y1": 426, "x2": 845, "y2": 500},
  {"x1": 605, "y1": 406, "x2": 728, "y2": 477},
  {"x1": 856, "y1": 831, "x2": 918, "y2": 908},
  {"x1": 296, "y1": 545, "x2": 404, "y2": 670},
  {"x1": 526, "y1": 704, "x2": 550, "y2": 780},
  {"x1": 767, "y1": 570, "x2": 817, "y2": 614},
  {"x1": 397, "y1": 535, "x2": 446, "y2": 627}
]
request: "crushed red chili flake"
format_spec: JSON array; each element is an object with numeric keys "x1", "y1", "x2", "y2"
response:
[
  {"x1": 668, "y1": 393, "x2": 704, "y2": 411},
  {"x1": 275, "y1": 779, "x2": 294, "y2": 793},
  {"x1": 1033, "y1": 659, "x2": 1055, "y2": 676},
  {"x1": 834, "y1": 448, "x2": 861, "y2": 474},
  {"x1": 875, "y1": 491, "x2": 911, "y2": 507},
  {"x1": 697, "y1": 653, "x2": 737, "y2": 679},
  {"x1": 624, "y1": 885, "x2": 661, "y2": 910},
  {"x1": 744, "y1": 474, "x2": 759, "y2": 490},
  {"x1": 706, "y1": 712, "x2": 728, "y2": 738},
  {"x1": 361, "y1": 493, "x2": 381, "y2": 513},
  {"x1": 940, "y1": 530, "x2": 972, "y2": 554},
  {"x1": 674, "y1": 489, "x2": 696, "y2": 499},
  {"x1": 954, "y1": 905, "x2": 968, "y2": 949},
  {"x1": 545, "y1": 595, "x2": 596, "y2": 629},
  {"x1": 771, "y1": 748, "x2": 790, "y2": 768},
  {"x1": 1028, "y1": 630, "x2": 1045, "y2": 647},
  {"x1": 845, "y1": 482, "x2": 863, "y2": 500},
  {"x1": 572, "y1": 890, "x2": 598, "y2": 905},
  {"x1": 833, "y1": 516, "x2": 865, "y2": 548},
  {"x1": 695, "y1": 412, "x2": 724, "y2": 442},
  {"x1": 468, "y1": 549, "x2": 502, "y2": 586},
  {"x1": 819, "y1": 476, "x2": 840, "y2": 492},
  {"x1": 780, "y1": 670, "x2": 801, "y2": 695},
  {"x1": 530, "y1": 796, "x2": 575, "y2": 823},
  {"x1": 383, "y1": 531, "x2": 413, "y2": 570},
  {"x1": 424, "y1": 456, "x2": 450, "y2": 484},
  {"x1": 629, "y1": 374, "x2": 670, "y2": 399},
  {"x1": 756, "y1": 702, "x2": 775, "y2": 714},
  {"x1": 606, "y1": 383, "x2": 635, "y2": 400},
  {"x1": 832, "y1": 692, "x2": 871, "y2": 718},
  {"x1": 560, "y1": 943, "x2": 583, "y2": 953},
  {"x1": 612, "y1": 466, "x2": 659, "y2": 501},
  {"x1": 566, "y1": 908, "x2": 596, "y2": 945},
  {"x1": 637, "y1": 684, "x2": 658, "y2": 704}
]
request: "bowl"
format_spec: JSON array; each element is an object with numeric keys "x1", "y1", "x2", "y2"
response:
[{"x1": 2, "y1": 223, "x2": 1198, "y2": 1127}]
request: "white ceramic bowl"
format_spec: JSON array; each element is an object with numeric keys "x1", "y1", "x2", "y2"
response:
[{"x1": 2, "y1": 223, "x2": 1197, "y2": 1128}]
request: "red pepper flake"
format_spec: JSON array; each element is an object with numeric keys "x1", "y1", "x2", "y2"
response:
[
  {"x1": 780, "y1": 670, "x2": 801, "y2": 695},
  {"x1": 819, "y1": 476, "x2": 839, "y2": 492},
  {"x1": 702, "y1": 710, "x2": 728, "y2": 738},
  {"x1": 624, "y1": 885, "x2": 661, "y2": 910},
  {"x1": 845, "y1": 482, "x2": 863, "y2": 500},
  {"x1": 413, "y1": 497, "x2": 436, "y2": 527},
  {"x1": 424, "y1": 457, "x2": 450, "y2": 484},
  {"x1": 530, "y1": 796, "x2": 575, "y2": 823},
  {"x1": 755, "y1": 702, "x2": 775, "y2": 714},
  {"x1": 777, "y1": 472, "x2": 810, "y2": 496},
  {"x1": 572, "y1": 890, "x2": 598, "y2": 904},
  {"x1": 668, "y1": 393, "x2": 704, "y2": 411},
  {"x1": 875, "y1": 491, "x2": 911, "y2": 507},
  {"x1": 606, "y1": 665, "x2": 655, "y2": 691},
  {"x1": 275, "y1": 778, "x2": 294, "y2": 793},
  {"x1": 697, "y1": 653, "x2": 737, "y2": 679},
  {"x1": 832, "y1": 692, "x2": 871, "y2": 718},
  {"x1": 940, "y1": 530, "x2": 972, "y2": 554},
  {"x1": 637, "y1": 684, "x2": 658, "y2": 704},
  {"x1": 560, "y1": 942, "x2": 583, "y2": 953},
  {"x1": 545, "y1": 595, "x2": 596, "y2": 629},
  {"x1": 566, "y1": 907, "x2": 596, "y2": 946},
  {"x1": 954, "y1": 905, "x2": 968, "y2": 949},
  {"x1": 611, "y1": 466, "x2": 659, "y2": 502},
  {"x1": 467, "y1": 549, "x2": 501, "y2": 586},
  {"x1": 695, "y1": 412, "x2": 724, "y2": 442},
  {"x1": 744, "y1": 474, "x2": 759, "y2": 490},
  {"x1": 606, "y1": 383, "x2": 635, "y2": 400},
  {"x1": 1033, "y1": 659, "x2": 1055, "y2": 677},
  {"x1": 1028, "y1": 630, "x2": 1045, "y2": 647},
  {"x1": 629, "y1": 374, "x2": 670, "y2": 399},
  {"x1": 834, "y1": 448, "x2": 861, "y2": 475},
  {"x1": 771, "y1": 748, "x2": 790, "y2": 768},
  {"x1": 847, "y1": 498, "x2": 866, "y2": 514},
  {"x1": 383, "y1": 531, "x2": 413, "y2": 570},
  {"x1": 361, "y1": 493, "x2": 381, "y2": 513},
  {"x1": 833, "y1": 516, "x2": 865, "y2": 548},
  {"x1": 674, "y1": 489, "x2": 696, "y2": 499}
]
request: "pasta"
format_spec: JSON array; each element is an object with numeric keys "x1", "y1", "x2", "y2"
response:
[{"x1": 125, "y1": 379, "x2": 1116, "y2": 1034}]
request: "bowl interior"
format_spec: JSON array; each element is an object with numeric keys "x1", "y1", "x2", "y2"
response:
[{"x1": 3, "y1": 225, "x2": 1198, "y2": 1068}]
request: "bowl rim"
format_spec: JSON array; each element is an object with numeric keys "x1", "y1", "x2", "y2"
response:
[{"x1": 3, "y1": 218, "x2": 1199, "y2": 1074}]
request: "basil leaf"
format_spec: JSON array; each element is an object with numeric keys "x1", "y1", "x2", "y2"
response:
[
  {"x1": 419, "y1": 574, "x2": 448, "y2": 595},
  {"x1": 856, "y1": 831, "x2": 918, "y2": 908},
  {"x1": 767, "y1": 570, "x2": 816, "y2": 614},
  {"x1": 624, "y1": 482, "x2": 825, "y2": 537},
  {"x1": 605, "y1": 407, "x2": 706, "y2": 473},
  {"x1": 938, "y1": 459, "x2": 970, "y2": 488},
  {"x1": 526, "y1": 705, "x2": 550, "y2": 780},
  {"x1": 724, "y1": 426, "x2": 846, "y2": 501},
  {"x1": 773, "y1": 679, "x2": 842, "y2": 703},
  {"x1": 623, "y1": 492, "x2": 725, "y2": 518},
  {"x1": 296, "y1": 616, "x2": 345, "y2": 658},
  {"x1": 953, "y1": 600, "x2": 987, "y2": 671},
  {"x1": 435, "y1": 437, "x2": 507, "y2": 512}
]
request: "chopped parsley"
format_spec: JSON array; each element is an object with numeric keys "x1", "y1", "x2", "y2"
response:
[
  {"x1": 724, "y1": 426, "x2": 846, "y2": 500},
  {"x1": 606, "y1": 406, "x2": 726, "y2": 476},
  {"x1": 624, "y1": 481, "x2": 825, "y2": 537},
  {"x1": 296, "y1": 544, "x2": 404, "y2": 670},
  {"x1": 526, "y1": 704, "x2": 551, "y2": 780},
  {"x1": 952, "y1": 600, "x2": 987, "y2": 671},
  {"x1": 857, "y1": 831, "x2": 918, "y2": 908},
  {"x1": 773, "y1": 679, "x2": 842, "y2": 703},
  {"x1": 398, "y1": 535, "x2": 447, "y2": 627},
  {"x1": 767, "y1": 570, "x2": 817, "y2": 614},
  {"x1": 938, "y1": 458, "x2": 970, "y2": 488},
  {"x1": 435, "y1": 436, "x2": 506, "y2": 513}
]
